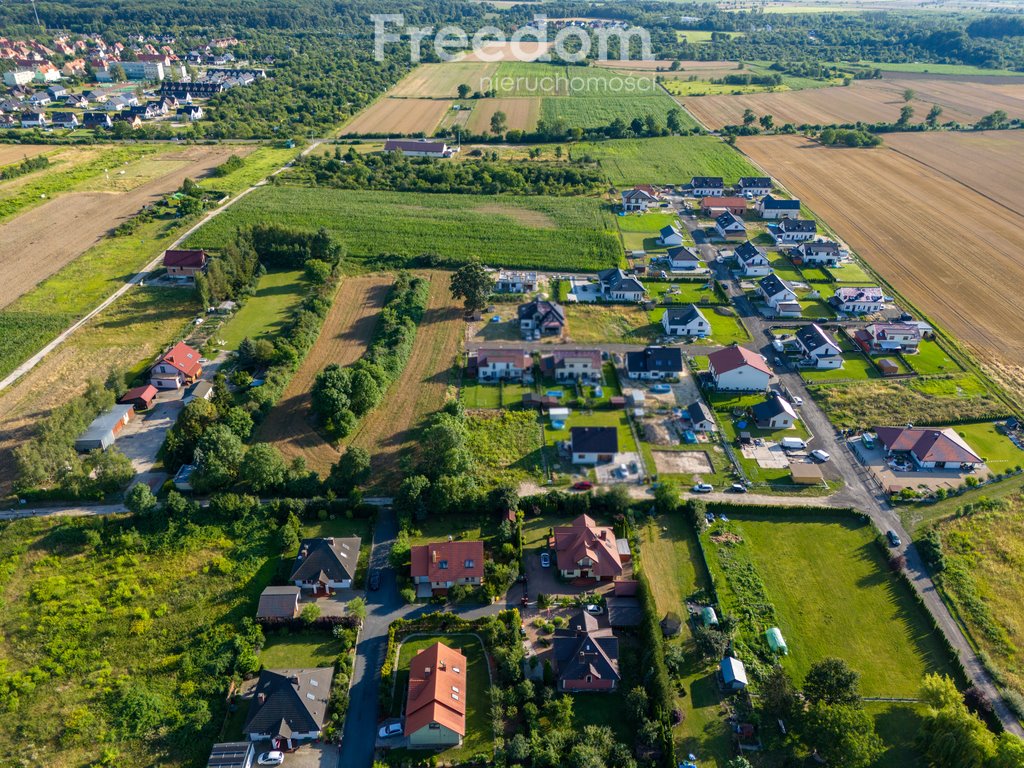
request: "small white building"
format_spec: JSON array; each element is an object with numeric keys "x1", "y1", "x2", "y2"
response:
[
  {"x1": 667, "y1": 246, "x2": 701, "y2": 272},
  {"x1": 658, "y1": 225, "x2": 684, "y2": 247},
  {"x1": 751, "y1": 394, "x2": 798, "y2": 430},
  {"x1": 662, "y1": 304, "x2": 709, "y2": 337},
  {"x1": 738, "y1": 176, "x2": 772, "y2": 197},
  {"x1": 708, "y1": 346, "x2": 772, "y2": 392}
]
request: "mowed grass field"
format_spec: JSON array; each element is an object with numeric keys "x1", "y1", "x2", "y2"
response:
[
  {"x1": 540, "y1": 93, "x2": 683, "y2": 130},
  {"x1": 217, "y1": 270, "x2": 307, "y2": 350},
  {"x1": 572, "y1": 135, "x2": 758, "y2": 186},
  {"x1": 187, "y1": 186, "x2": 622, "y2": 271},
  {"x1": 465, "y1": 97, "x2": 542, "y2": 133},
  {"x1": 389, "y1": 62, "x2": 500, "y2": 98}
]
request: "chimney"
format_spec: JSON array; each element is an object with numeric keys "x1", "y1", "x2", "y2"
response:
[
  {"x1": 290, "y1": 675, "x2": 300, "y2": 687},
  {"x1": 257, "y1": 693, "x2": 266, "y2": 704},
  {"x1": 439, "y1": 660, "x2": 446, "y2": 671},
  {"x1": 327, "y1": 537, "x2": 335, "y2": 545}
]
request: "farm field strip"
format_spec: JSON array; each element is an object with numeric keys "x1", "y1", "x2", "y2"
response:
[
  {"x1": 464, "y1": 97, "x2": 541, "y2": 133},
  {"x1": 571, "y1": 135, "x2": 757, "y2": 186},
  {"x1": 256, "y1": 275, "x2": 392, "y2": 473},
  {"x1": 0, "y1": 143, "x2": 54, "y2": 168},
  {"x1": 388, "y1": 62, "x2": 500, "y2": 97},
  {"x1": 738, "y1": 134, "x2": 1024, "y2": 394},
  {"x1": 340, "y1": 97, "x2": 453, "y2": 136},
  {"x1": 540, "y1": 93, "x2": 682, "y2": 129}
]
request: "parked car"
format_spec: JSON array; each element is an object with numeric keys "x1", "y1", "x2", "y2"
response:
[
  {"x1": 810, "y1": 449, "x2": 831, "y2": 462},
  {"x1": 585, "y1": 603, "x2": 604, "y2": 615},
  {"x1": 368, "y1": 570, "x2": 381, "y2": 591},
  {"x1": 257, "y1": 752, "x2": 284, "y2": 766},
  {"x1": 791, "y1": 396, "x2": 804, "y2": 406},
  {"x1": 886, "y1": 530, "x2": 902, "y2": 548},
  {"x1": 379, "y1": 722, "x2": 403, "y2": 739},
  {"x1": 728, "y1": 483, "x2": 748, "y2": 494},
  {"x1": 540, "y1": 552, "x2": 551, "y2": 568},
  {"x1": 571, "y1": 481, "x2": 593, "y2": 491},
  {"x1": 692, "y1": 483, "x2": 714, "y2": 493}
]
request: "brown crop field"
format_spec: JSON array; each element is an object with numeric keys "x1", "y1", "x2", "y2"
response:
[
  {"x1": 256, "y1": 275, "x2": 391, "y2": 474},
  {"x1": 348, "y1": 271, "x2": 463, "y2": 489},
  {"x1": 738, "y1": 134, "x2": 1024, "y2": 398},
  {"x1": 341, "y1": 97, "x2": 453, "y2": 136},
  {"x1": 389, "y1": 62, "x2": 500, "y2": 98},
  {"x1": 0, "y1": 144, "x2": 53, "y2": 168},
  {"x1": 686, "y1": 77, "x2": 1024, "y2": 129},
  {"x1": 0, "y1": 145, "x2": 245, "y2": 310},
  {"x1": 884, "y1": 131, "x2": 1024, "y2": 217},
  {"x1": 459, "y1": 41, "x2": 551, "y2": 62},
  {"x1": 465, "y1": 97, "x2": 542, "y2": 133}
]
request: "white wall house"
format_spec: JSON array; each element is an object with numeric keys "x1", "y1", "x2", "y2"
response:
[
  {"x1": 691, "y1": 176, "x2": 724, "y2": 197},
  {"x1": 769, "y1": 219, "x2": 817, "y2": 245},
  {"x1": 757, "y1": 194, "x2": 801, "y2": 220},
  {"x1": 831, "y1": 287, "x2": 885, "y2": 314},
  {"x1": 708, "y1": 346, "x2": 773, "y2": 392},
  {"x1": 733, "y1": 241, "x2": 771, "y2": 277},
  {"x1": 795, "y1": 323, "x2": 843, "y2": 369},
  {"x1": 662, "y1": 305, "x2": 709, "y2": 337}
]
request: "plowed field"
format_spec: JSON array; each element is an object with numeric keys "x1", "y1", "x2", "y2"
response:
[
  {"x1": 738, "y1": 134, "x2": 1024, "y2": 396},
  {"x1": 0, "y1": 144, "x2": 52, "y2": 167},
  {"x1": 256, "y1": 276, "x2": 391, "y2": 473},
  {"x1": 341, "y1": 98, "x2": 453, "y2": 136}
]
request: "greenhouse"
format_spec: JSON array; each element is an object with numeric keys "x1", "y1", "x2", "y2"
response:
[{"x1": 766, "y1": 627, "x2": 788, "y2": 655}]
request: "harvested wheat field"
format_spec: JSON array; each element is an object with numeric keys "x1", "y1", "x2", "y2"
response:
[
  {"x1": 459, "y1": 41, "x2": 552, "y2": 62},
  {"x1": 738, "y1": 134, "x2": 1024, "y2": 397},
  {"x1": 0, "y1": 144, "x2": 53, "y2": 167},
  {"x1": 594, "y1": 59, "x2": 735, "y2": 72},
  {"x1": 348, "y1": 271, "x2": 463, "y2": 489},
  {"x1": 686, "y1": 77, "x2": 1024, "y2": 129},
  {"x1": 389, "y1": 62, "x2": 500, "y2": 98},
  {"x1": 341, "y1": 97, "x2": 453, "y2": 136},
  {"x1": 884, "y1": 131, "x2": 1024, "y2": 218},
  {"x1": 0, "y1": 145, "x2": 245, "y2": 310},
  {"x1": 256, "y1": 276, "x2": 391, "y2": 473},
  {"x1": 465, "y1": 97, "x2": 542, "y2": 133}
]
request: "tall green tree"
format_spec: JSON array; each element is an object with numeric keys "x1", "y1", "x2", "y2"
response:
[
  {"x1": 801, "y1": 702, "x2": 884, "y2": 768},
  {"x1": 449, "y1": 261, "x2": 493, "y2": 314},
  {"x1": 803, "y1": 657, "x2": 861, "y2": 706}
]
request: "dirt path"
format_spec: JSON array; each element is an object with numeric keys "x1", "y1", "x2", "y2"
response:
[
  {"x1": 0, "y1": 146, "x2": 243, "y2": 309},
  {"x1": 256, "y1": 276, "x2": 392, "y2": 473},
  {"x1": 349, "y1": 271, "x2": 463, "y2": 489}
]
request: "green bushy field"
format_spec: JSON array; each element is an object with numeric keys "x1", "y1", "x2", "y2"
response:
[{"x1": 571, "y1": 135, "x2": 760, "y2": 186}]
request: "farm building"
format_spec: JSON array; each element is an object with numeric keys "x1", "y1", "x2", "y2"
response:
[
  {"x1": 410, "y1": 540, "x2": 484, "y2": 596},
  {"x1": 163, "y1": 249, "x2": 207, "y2": 279},
  {"x1": 290, "y1": 537, "x2": 360, "y2": 593},
  {"x1": 244, "y1": 667, "x2": 333, "y2": 748},
  {"x1": 720, "y1": 656, "x2": 748, "y2": 691},
  {"x1": 625, "y1": 346, "x2": 683, "y2": 380},
  {"x1": 708, "y1": 346, "x2": 772, "y2": 392},
  {"x1": 662, "y1": 304, "x2": 709, "y2": 338},
  {"x1": 570, "y1": 427, "x2": 619, "y2": 464},
  {"x1": 552, "y1": 611, "x2": 621, "y2": 692},
  {"x1": 554, "y1": 514, "x2": 626, "y2": 579},
  {"x1": 874, "y1": 426, "x2": 982, "y2": 470},
  {"x1": 118, "y1": 384, "x2": 158, "y2": 411},
  {"x1": 383, "y1": 138, "x2": 456, "y2": 157},
  {"x1": 205, "y1": 742, "x2": 254, "y2": 768},
  {"x1": 256, "y1": 586, "x2": 301, "y2": 620},
  {"x1": 751, "y1": 394, "x2": 798, "y2": 430},
  {"x1": 74, "y1": 403, "x2": 134, "y2": 452},
  {"x1": 404, "y1": 642, "x2": 467, "y2": 748}
]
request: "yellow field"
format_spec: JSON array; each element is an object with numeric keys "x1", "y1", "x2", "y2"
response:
[
  {"x1": 389, "y1": 62, "x2": 500, "y2": 98},
  {"x1": 341, "y1": 97, "x2": 453, "y2": 135},
  {"x1": 465, "y1": 97, "x2": 542, "y2": 133}
]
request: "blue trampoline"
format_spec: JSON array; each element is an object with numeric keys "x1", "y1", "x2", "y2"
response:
[
  {"x1": 551, "y1": 420, "x2": 566, "y2": 430},
  {"x1": 546, "y1": 390, "x2": 564, "y2": 398},
  {"x1": 683, "y1": 430, "x2": 697, "y2": 444}
]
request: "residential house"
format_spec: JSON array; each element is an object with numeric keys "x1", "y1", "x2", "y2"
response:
[
  {"x1": 27, "y1": 91, "x2": 51, "y2": 107},
  {"x1": 751, "y1": 394, "x2": 798, "y2": 430},
  {"x1": 667, "y1": 245, "x2": 701, "y2": 272},
  {"x1": 690, "y1": 176, "x2": 724, "y2": 197},
  {"x1": 708, "y1": 346, "x2": 772, "y2": 392},
  {"x1": 0, "y1": 114, "x2": 15, "y2": 129},
  {"x1": 552, "y1": 611, "x2": 620, "y2": 692},
  {"x1": 494, "y1": 270, "x2": 537, "y2": 294},
  {"x1": 46, "y1": 84, "x2": 67, "y2": 100},
  {"x1": 757, "y1": 194, "x2": 801, "y2": 220},
  {"x1": 61, "y1": 59, "x2": 89, "y2": 78},
  {"x1": 150, "y1": 341, "x2": 202, "y2": 389},
  {"x1": 50, "y1": 112, "x2": 79, "y2": 129},
  {"x1": 662, "y1": 304, "x2": 709, "y2": 338},
  {"x1": 733, "y1": 241, "x2": 771, "y2": 277},
  {"x1": 685, "y1": 400, "x2": 717, "y2": 432},
  {"x1": 625, "y1": 346, "x2": 683, "y2": 380},
  {"x1": 118, "y1": 384, "x2": 158, "y2": 411},
  {"x1": 404, "y1": 642, "x2": 467, "y2": 748},
  {"x1": 758, "y1": 273, "x2": 799, "y2": 314},
  {"x1": 256, "y1": 586, "x2": 301, "y2": 620},
  {"x1": 177, "y1": 104, "x2": 203, "y2": 121},
  {"x1": 20, "y1": 111, "x2": 47, "y2": 127},
  {"x1": 658, "y1": 225, "x2": 684, "y2": 247},
  {"x1": 290, "y1": 537, "x2": 360, "y2": 593},
  {"x1": 74, "y1": 403, "x2": 134, "y2": 451},
  {"x1": 701, "y1": 196, "x2": 747, "y2": 216},
  {"x1": 569, "y1": 427, "x2": 619, "y2": 464},
  {"x1": 244, "y1": 668, "x2": 333, "y2": 748},
  {"x1": 410, "y1": 541, "x2": 485, "y2": 595},
  {"x1": 33, "y1": 63, "x2": 60, "y2": 82},
  {"x1": 206, "y1": 742, "x2": 254, "y2": 768},
  {"x1": 830, "y1": 286, "x2": 884, "y2": 314},
  {"x1": 129, "y1": 103, "x2": 160, "y2": 120},
  {"x1": 768, "y1": 218, "x2": 817, "y2": 245},
  {"x1": 83, "y1": 111, "x2": 112, "y2": 129},
  {"x1": 720, "y1": 657, "x2": 748, "y2": 691},
  {"x1": 597, "y1": 268, "x2": 646, "y2": 302},
  {"x1": 470, "y1": 348, "x2": 533, "y2": 382},
  {"x1": 795, "y1": 323, "x2": 843, "y2": 369},
  {"x1": 854, "y1": 322, "x2": 922, "y2": 354},
  {"x1": 113, "y1": 113, "x2": 143, "y2": 129},
  {"x1": 792, "y1": 240, "x2": 842, "y2": 267},
  {"x1": 621, "y1": 187, "x2": 658, "y2": 212},
  {"x1": 714, "y1": 211, "x2": 746, "y2": 240},
  {"x1": 518, "y1": 298, "x2": 566, "y2": 338},
  {"x1": 382, "y1": 138, "x2": 455, "y2": 157},
  {"x1": 65, "y1": 93, "x2": 90, "y2": 108},
  {"x1": 553, "y1": 514, "x2": 627, "y2": 579},
  {"x1": 875, "y1": 426, "x2": 982, "y2": 470},
  {"x1": 3, "y1": 69, "x2": 34, "y2": 87},
  {"x1": 541, "y1": 348, "x2": 603, "y2": 383},
  {"x1": 738, "y1": 176, "x2": 772, "y2": 197},
  {"x1": 163, "y1": 248, "x2": 207, "y2": 279}
]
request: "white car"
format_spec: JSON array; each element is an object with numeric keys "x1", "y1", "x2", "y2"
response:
[
  {"x1": 540, "y1": 552, "x2": 551, "y2": 568},
  {"x1": 257, "y1": 752, "x2": 284, "y2": 766},
  {"x1": 378, "y1": 722, "x2": 403, "y2": 739},
  {"x1": 585, "y1": 603, "x2": 604, "y2": 615},
  {"x1": 810, "y1": 449, "x2": 831, "y2": 462}
]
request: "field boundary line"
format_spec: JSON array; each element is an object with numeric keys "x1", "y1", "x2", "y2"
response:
[{"x1": 656, "y1": 81, "x2": 707, "y2": 131}]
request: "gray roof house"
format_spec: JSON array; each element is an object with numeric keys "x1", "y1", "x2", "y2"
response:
[
  {"x1": 244, "y1": 668, "x2": 334, "y2": 746},
  {"x1": 625, "y1": 346, "x2": 683, "y2": 379},
  {"x1": 662, "y1": 304, "x2": 709, "y2": 337},
  {"x1": 597, "y1": 268, "x2": 646, "y2": 302},
  {"x1": 256, "y1": 586, "x2": 301, "y2": 619},
  {"x1": 552, "y1": 611, "x2": 621, "y2": 692},
  {"x1": 290, "y1": 537, "x2": 360, "y2": 591}
]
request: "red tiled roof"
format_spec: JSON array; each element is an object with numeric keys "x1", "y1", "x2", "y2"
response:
[
  {"x1": 709, "y1": 346, "x2": 772, "y2": 376},
  {"x1": 554, "y1": 514, "x2": 623, "y2": 579},
  {"x1": 875, "y1": 426, "x2": 981, "y2": 464},
  {"x1": 410, "y1": 541, "x2": 485, "y2": 583},
  {"x1": 158, "y1": 341, "x2": 202, "y2": 378},
  {"x1": 701, "y1": 196, "x2": 747, "y2": 208},
  {"x1": 118, "y1": 384, "x2": 157, "y2": 404},
  {"x1": 404, "y1": 642, "x2": 467, "y2": 737},
  {"x1": 163, "y1": 249, "x2": 207, "y2": 268}
]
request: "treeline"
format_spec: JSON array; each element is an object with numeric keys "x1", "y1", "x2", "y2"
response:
[
  {"x1": 311, "y1": 272, "x2": 428, "y2": 437},
  {"x1": 818, "y1": 127, "x2": 882, "y2": 147},
  {"x1": 0, "y1": 154, "x2": 49, "y2": 180},
  {"x1": 291, "y1": 148, "x2": 605, "y2": 196}
]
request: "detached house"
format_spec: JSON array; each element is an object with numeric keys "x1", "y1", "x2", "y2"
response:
[
  {"x1": 738, "y1": 176, "x2": 772, "y2": 197},
  {"x1": 541, "y1": 348, "x2": 603, "y2": 383},
  {"x1": 830, "y1": 286, "x2": 885, "y2": 314},
  {"x1": 662, "y1": 304, "x2": 709, "y2": 338},
  {"x1": 244, "y1": 668, "x2": 333, "y2": 748},
  {"x1": 469, "y1": 348, "x2": 533, "y2": 382},
  {"x1": 733, "y1": 241, "x2": 771, "y2": 277},
  {"x1": 621, "y1": 187, "x2": 659, "y2": 212},
  {"x1": 714, "y1": 211, "x2": 746, "y2": 240},
  {"x1": 597, "y1": 268, "x2": 646, "y2": 302},
  {"x1": 410, "y1": 541, "x2": 485, "y2": 596},
  {"x1": 685, "y1": 400, "x2": 717, "y2": 432},
  {"x1": 702, "y1": 196, "x2": 747, "y2": 216},
  {"x1": 875, "y1": 426, "x2": 982, "y2": 470},
  {"x1": 518, "y1": 298, "x2": 566, "y2": 338},
  {"x1": 404, "y1": 643, "x2": 468, "y2": 749},
  {"x1": 795, "y1": 323, "x2": 843, "y2": 369},
  {"x1": 751, "y1": 394, "x2": 798, "y2": 430},
  {"x1": 769, "y1": 218, "x2": 817, "y2": 245},
  {"x1": 150, "y1": 341, "x2": 202, "y2": 389},
  {"x1": 758, "y1": 273, "x2": 800, "y2": 317},
  {"x1": 383, "y1": 138, "x2": 455, "y2": 157},
  {"x1": 708, "y1": 346, "x2": 772, "y2": 392},
  {"x1": 20, "y1": 110, "x2": 47, "y2": 127},
  {"x1": 667, "y1": 245, "x2": 701, "y2": 272},
  {"x1": 792, "y1": 240, "x2": 842, "y2": 266},
  {"x1": 178, "y1": 104, "x2": 204, "y2": 121},
  {"x1": 658, "y1": 225, "x2": 684, "y2": 247},
  {"x1": 164, "y1": 248, "x2": 207, "y2": 279},
  {"x1": 625, "y1": 346, "x2": 683, "y2": 380},
  {"x1": 494, "y1": 270, "x2": 537, "y2": 294},
  {"x1": 554, "y1": 514, "x2": 627, "y2": 580},
  {"x1": 83, "y1": 111, "x2": 112, "y2": 129},
  {"x1": 289, "y1": 537, "x2": 360, "y2": 593},
  {"x1": 690, "y1": 176, "x2": 724, "y2": 197},
  {"x1": 757, "y1": 194, "x2": 801, "y2": 220},
  {"x1": 854, "y1": 322, "x2": 922, "y2": 354},
  {"x1": 570, "y1": 427, "x2": 619, "y2": 464},
  {"x1": 50, "y1": 111, "x2": 79, "y2": 129},
  {"x1": 553, "y1": 612, "x2": 620, "y2": 692}
]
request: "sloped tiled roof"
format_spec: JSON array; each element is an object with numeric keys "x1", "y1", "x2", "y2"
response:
[
  {"x1": 156, "y1": 341, "x2": 202, "y2": 378},
  {"x1": 289, "y1": 537, "x2": 360, "y2": 584},
  {"x1": 552, "y1": 612, "x2": 620, "y2": 684},
  {"x1": 244, "y1": 668, "x2": 333, "y2": 737},
  {"x1": 708, "y1": 346, "x2": 772, "y2": 376},
  {"x1": 404, "y1": 642, "x2": 467, "y2": 737},
  {"x1": 410, "y1": 541, "x2": 484, "y2": 583},
  {"x1": 875, "y1": 426, "x2": 981, "y2": 464},
  {"x1": 256, "y1": 586, "x2": 300, "y2": 619},
  {"x1": 554, "y1": 514, "x2": 623, "y2": 578}
]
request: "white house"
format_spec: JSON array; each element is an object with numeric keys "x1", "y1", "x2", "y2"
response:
[
  {"x1": 658, "y1": 225, "x2": 684, "y2": 247},
  {"x1": 792, "y1": 240, "x2": 842, "y2": 266},
  {"x1": 685, "y1": 400, "x2": 717, "y2": 432},
  {"x1": 472, "y1": 348, "x2": 533, "y2": 382},
  {"x1": 831, "y1": 286, "x2": 885, "y2": 314},
  {"x1": 751, "y1": 394, "x2": 798, "y2": 430},
  {"x1": 570, "y1": 426, "x2": 619, "y2": 464},
  {"x1": 738, "y1": 176, "x2": 772, "y2": 197},
  {"x1": 383, "y1": 138, "x2": 455, "y2": 157},
  {"x1": 758, "y1": 273, "x2": 798, "y2": 310},
  {"x1": 733, "y1": 241, "x2": 771, "y2": 277},
  {"x1": 662, "y1": 304, "x2": 709, "y2": 337},
  {"x1": 621, "y1": 187, "x2": 659, "y2": 212},
  {"x1": 494, "y1": 270, "x2": 538, "y2": 293},
  {"x1": 708, "y1": 346, "x2": 772, "y2": 392},
  {"x1": 714, "y1": 211, "x2": 746, "y2": 240},
  {"x1": 757, "y1": 194, "x2": 801, "y2": 220},
  {"x1": 20, "y1": 111, "x2": 48, "y2": 128},
  {"x1": 769, "y1": 219, "x2": 817, "y2": 245},
  {"x1": 50, "y1": 112, "x2": 79, "y2": 129},
  {"x1": 690, "y1": 176, "x2": 724, "y2": 197},
  {"x1": 3, "y1": 70, "x2": 34, "y2": 87},
  {"x1": 795, "y1": 323, "x2": 843, "y2": 369},
  {"x1": 543, "y1": 348, "x2": 603, "y2": 382},
  {"x1": 667, "y1": 246, "x2": 701, "y2": 272},
  {"x1": 597, "y1": 268, "x2": 646, "y2": 302},
  {"x1": 854, "y1": 322, "x2": 922, "y2": 354}
]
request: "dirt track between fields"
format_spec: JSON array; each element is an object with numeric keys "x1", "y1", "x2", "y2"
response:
[
  {"x1": 0, "y1": 146, "x2": 243, "y2": 310},
  {"x1": 256, "y1": 276, "x2": 391, "y2": 474}
]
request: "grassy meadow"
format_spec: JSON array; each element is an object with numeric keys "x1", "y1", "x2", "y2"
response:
[
  {"x1": 571, "y1": 135, "x2": 760, "y2": 186},
  {"x1": 217, "y1": 270, "x2": 307, "y2": 349}
]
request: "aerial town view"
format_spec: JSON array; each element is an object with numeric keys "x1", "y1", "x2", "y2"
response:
[{"x1": 1, "y1": 0, "x2": 1024, "y2": 766}]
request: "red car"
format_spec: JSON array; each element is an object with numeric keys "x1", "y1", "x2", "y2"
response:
[{"x1": 572, "y1": 481, "x2": 594, "y2": 491}]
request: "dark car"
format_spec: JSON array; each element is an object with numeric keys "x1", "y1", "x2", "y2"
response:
[
  {"x1": 368, "y1": 570, "x2": 381, "y2": 590},
  {"x1": 572, "y1": 481, "x2": 594, "y2": 491},
  {"x1": 728, "y1": 483, "x2": 748, "y2": 494},
  {"x1": 886, "y1": 530, "x2": 902, "y2": 548}
]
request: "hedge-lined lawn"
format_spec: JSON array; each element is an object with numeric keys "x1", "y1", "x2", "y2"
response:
[
  {"x1": 617, "y1": 212, "x2": 678, "y2": 232},
  {"x1": 797, "y1": 299, "x2": 836, "y2": 319},
  {"x1": 954, "y1": 422, "x2": 1023, "y2": 470},
  {"x1": 831, "y1": 260, "x2": 875, "y2": 283},
  {"x1": 800, "y1": 266, "x2": 831, "y2": 281},
  {"x1": 218, "y1": 270, "x2": 307, "y2": 349},
  {"x1": 907, "y1": 339, "x2": 962, "y2": 375},
  {"x1": 462, "y1": 382, "x2": 503, "y2": 408},
  {"x1": 646, "y1": 280, "x2": 722, "y2": 305},
  {"x1": 260, "y1": 628, "x2": 343, "y2": 669},
  {"x1": 187, "y1": 186, "x2": 621, "y2": 272},
  {"x1": 801, "y1": 354, "x2": 879, "y2": 382},
  {"x1": 702, "y1": 511, "x2": 958, "y2": 696},
  {"x1": 543, "y1": 408, "x2": 638, "y2": 461}
]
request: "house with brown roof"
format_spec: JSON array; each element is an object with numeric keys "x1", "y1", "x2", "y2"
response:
[
  {"x1": 289, "y1": 537, "x2": 360, "y2": 593},
  {"x1": 244, "y1": 668, "x2": 333, "y2": 748},
  {"x1": 150, "y1": 341, "x2": 202, "y2": 389},
  {"x1": 708, "y1": 346, "x2": 772, "y2": 392},
  {"x1": 164, "y1": 248, "x2": 208, "y2": 279},
  {"x1": 468, "y1": 348, "x2": 533, "y2": 382},
  {"x1": 554, "y1": 514, "x2": 626, "y2": 581},
  {"x1": 404, "y1": 642, "x2": 467, "y2": 748},
  {"x1": 875, "y1": 426, "x2": 982, "y2": 470},
  {"x1": 701, "y1": 196, "x2": 747, "y2": 216},
  {"x1": 410, "y1": 541, "x2": 484, "y2": 596},
  {"x1": 552, "y1": 611, "x2": 620, "y2": 692},
  {"x1": 540, "y1": 348, "x2": 603, "y2": 383}
]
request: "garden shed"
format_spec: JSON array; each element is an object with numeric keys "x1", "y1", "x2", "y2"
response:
[
  {"x1": 766, "y1": 627, "x2": 788, "y2": 655},
  {"x1": 720, "y1": 656, "x2": 748, "y2": 691}
]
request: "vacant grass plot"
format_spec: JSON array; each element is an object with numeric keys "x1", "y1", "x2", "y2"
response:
[
  {"x1": 564, "y1": 303, "x2": 658, "y2": 342},
  {"x1": 341, "y1": 97, "x2": 453, "y2": 136},
  {"x1": 465, "y1": 409, "x2": 544, "y2": 482},
  {"x1": 389, "y1": 62, "x2": 500, "y2": 98},
  {"x1": 217, "y1": 270, "x2": 306, "y2": 350},
  {"x1": 571, "y1": 135, "x2": 756, "y2": 186},
  {"x1": 541, "y1": 93, "x2": 682, "y2": 130},
  {"x1": 187, "y1": 186, "x2": 620, "y2": 272}
]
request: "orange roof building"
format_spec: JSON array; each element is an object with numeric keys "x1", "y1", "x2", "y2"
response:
[
  {"x1": 404, "y1": 642, "x2": 467, "y2": 748},
  {"x1": 553, "y1": 514, "x2": 626, "y2": 581},
  {"x1": 150, "y1": 341, "x2": 203, "y2": 390},
  {"x1": 410, "y1": 541, "x2": 485, "y2": 596}
]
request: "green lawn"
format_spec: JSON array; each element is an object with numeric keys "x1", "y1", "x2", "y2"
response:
[
  {"x1": 462, "y1": 382, "x2": 504, "y2": 408},
  {"x1": 954, "y1": 422, "x2": 1024, "y2": 471},
  {"x1": 465, "y1": 409, "x2": 546, "y2": 482},
  {"x1": 647, "y1": 306, "x2": 749, "y2": 346},
  {"x1": 646, "y1": 280, "x2": 723, "y2": 305},
  {"x1": 906, "y1": 339, "x2": 962, "y2": 375},
  {"x1": 801, "y1": 354, "x2": 879, "y2": 382},
  {"x1": 198, "y1": 145, "x2": 301, "y2": 196},
  {"x1": 541, "y1": 94, "x2": 684, "y2": 130},
  {"x1": 187, "y1": 186, "x2": 621, "y2": 272},
  {"x1": 260, "y1": 628, "x2": 343, "y2": 669},
  {"x1": 543, "y1": 409, "x2": 638, "y2": 473},
  {"x1": 570, "y1": 135, "x2": 759, "y2": 187},
  {"x1": 564, "y1": 303, "x2": 660, "y2": 342},
  {"x1": 831, "y1": 260, "x2": 875, "y2": 284},
  {"x1": 617, "y1": 212, "x2": 679, "y2": 233},
  {"x1": 217, "y1": 270, "x2": 307, "y2": 350}
]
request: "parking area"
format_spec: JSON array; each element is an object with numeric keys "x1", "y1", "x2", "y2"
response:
[
  {"x1": 594, "y1": 452, "x2": 643, "y2": 484},
  {"x1": 523, "y1": 548, "x2": 624, "y2": 600},
  {"x1": 251, "y1": 741, "x2": 339, "y2": 768},
  {"x1": 851, "y1": 437, "x2": 990, "y2": 494}
]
